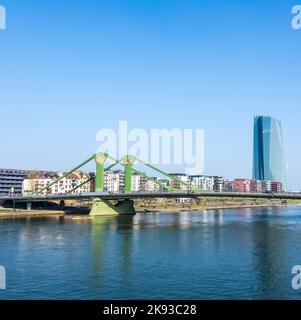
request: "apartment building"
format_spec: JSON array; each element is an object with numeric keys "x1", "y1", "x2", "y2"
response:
[
  {"x1": 230, "y1": 179, "x2": 283, "y2": 194},
  {"x1": 104, "y1": 170, "x2": 125, "y2": 193},
  {"x1": 265, "y1": 181, "x2": 283, "y2": 193},
  {"x1": 169, "y1": 173, "x2": 190, "y2": 191},
  {"x1": 213, "y1": 176, "x2": 224, "y2": 193},
  {"x1": 250, "y1": 180, "x2": 266, "y2": 193},
  {"x1": 223, "y1": 180, "x2": 233, "y2": 192},
  {"x1": 144, "y1": 178, "x2": 161, "y2": 192},
  {"x1": 189, "y1": 175, "x2": 214, "y2": 191},
  {"x1": 22, "y1": 171, "x2": 91, "y2": 195},
  {"x1": 232, "y1": 179, "x2": 251, "y2": 193},
  {"x1": 0, "y1": 168, "x2": 28, "y2": 196},
  {"x1": 132, "y1": 174, "x2": 147, "y2": 192}
]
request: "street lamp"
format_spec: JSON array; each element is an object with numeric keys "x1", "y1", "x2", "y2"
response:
[{"x1": 10, "y1": 187, "x2": 15, "y2": 212}]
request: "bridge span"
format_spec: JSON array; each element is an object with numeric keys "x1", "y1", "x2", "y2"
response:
[
  {"x1": 2, "y1": 152, "x2": 299, "y2": 216},
  {"x1": 1, "y1": 191, "x2": 301, "y2": 203},
  {"x1": 1, "y1": 191, "x2": 300, "y2": 216}
]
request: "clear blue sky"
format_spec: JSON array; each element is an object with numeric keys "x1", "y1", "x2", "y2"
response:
[{"x1": 0, "y1": 0, "x2": 300, "y2": 189}]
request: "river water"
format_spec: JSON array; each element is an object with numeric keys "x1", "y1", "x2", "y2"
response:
[{"x1": 1, "y1": 206, "x2": 301, "y2": 300}]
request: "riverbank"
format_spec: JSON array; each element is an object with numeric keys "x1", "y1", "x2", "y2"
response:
[
  {"x1": 136, "y1": 203, "x2": 299, "y2": 213},
  {"x1": 1, "y1": 197, "x2": 300, "y2": 219},
  {"x1": 135, "y1": 197, "x2": 301, "y2": 213},
  {"x1": 0, "y1": 208, "x2": 65, "y2": 219}
]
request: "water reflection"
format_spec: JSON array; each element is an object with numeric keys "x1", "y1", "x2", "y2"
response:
[
  {"x1": 89, "y1": 216, "x2": 135, "y2": 291},
  {"x1": 201, "y1": 210, "x2": 224, "y2": 225},
  {"x1": 251, "y1": 207, "x2": 290, "y2": 299},
  {"x1": 1, "y1": 207, "x2": 301, "y2": 300},
  {"x1": 90, "y1": 217, "x2": 113, "y2": 289}
]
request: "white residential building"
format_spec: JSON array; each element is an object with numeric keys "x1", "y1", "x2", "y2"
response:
[
  {"x1": 104, "y1": 170, "x2": 125, "y2": 193},
  {"x1": 131, "y1": 174, "x2": 147, "y2": 192},
  {"x1": 144, "y1": 178, "x2": 161, "y2": 192},
  {"x1": 189, "y1": 175, "x2": 214, "y2": 191},
  {"x1": 213, "y1": 176, "x2": 224, "y2": 192},
  {"x1": 22, "y1": 171, "x2": 91, "y2": 195},
  {"x1": 169, "y1": 174, "x2": 190, "y2": 191}
]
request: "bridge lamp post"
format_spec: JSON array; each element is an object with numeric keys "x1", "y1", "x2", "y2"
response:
[{"x1": 10, "y1": 187, "x2": 16, "y2": 212}]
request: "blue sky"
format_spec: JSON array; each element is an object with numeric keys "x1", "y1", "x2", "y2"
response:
[{"x1": 0, "y1": 0, "x2": 300, "y2": 189}]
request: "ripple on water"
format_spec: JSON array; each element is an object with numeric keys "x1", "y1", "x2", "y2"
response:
[{"x1": 0, "y1": 208, "x2": 301, "y2": 299}]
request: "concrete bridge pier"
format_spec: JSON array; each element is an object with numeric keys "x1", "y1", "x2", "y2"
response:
[
  {"x1": 26, "y1": 202, "x2": 32, "y2": 211},
  {"x1": 89, "y1": 198, "x2": 136, "y2": 217}
]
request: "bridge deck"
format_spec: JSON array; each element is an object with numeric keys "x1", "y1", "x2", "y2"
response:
[{"x1": 1, "y1": 192, "x2": 301, "y2": 203}]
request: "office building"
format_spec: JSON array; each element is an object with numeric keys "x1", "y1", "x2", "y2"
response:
[
  {"x1": 253, "y1": 115, "x2": 287, "y2": 189},
  {"x1": 0, "y1": 168, "x2": 28, "y2": 196}
]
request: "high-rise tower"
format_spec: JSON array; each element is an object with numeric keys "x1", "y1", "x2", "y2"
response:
[{"x1": 253, "y1": 115, "x2": 286, "y2": 188}]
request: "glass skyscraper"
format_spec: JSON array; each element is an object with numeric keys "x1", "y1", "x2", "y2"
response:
[{"x1": 253, "y1": 115, "x2": 287, "y2": 188}]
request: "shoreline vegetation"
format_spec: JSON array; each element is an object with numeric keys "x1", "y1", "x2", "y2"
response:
[{"x1": 0, "y1": 197, "x2": 301, "y2": 219}]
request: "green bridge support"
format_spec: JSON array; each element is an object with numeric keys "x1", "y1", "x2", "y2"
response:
[
  {"x1": 90, "y1": 153, "x2": 136, "y2": 216},
  {"x1": 94, "y1": 152, "x2": 108, "y2": 192},
  {"x1": 123, "y1": 155, "x2": 136, "y2": 193},
  {"x1": 89, "y1": 198, "x2": 136, "y2": 216}
]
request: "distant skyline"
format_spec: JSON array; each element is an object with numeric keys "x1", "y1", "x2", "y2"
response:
[{"x1": 0, "y1": 0, "x2": 301, "y2": 190}]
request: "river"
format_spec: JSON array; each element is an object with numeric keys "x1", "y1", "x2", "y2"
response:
[{"x1": 1, "y1": 206, "x2": 301, "y2": 300}]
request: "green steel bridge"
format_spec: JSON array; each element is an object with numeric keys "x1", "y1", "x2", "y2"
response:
[{"x1": 1, "y1": 153, "x2": 300, "y2": 216}]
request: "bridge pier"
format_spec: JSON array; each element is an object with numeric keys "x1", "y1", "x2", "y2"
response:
[
  {"x1": 26, "y1": 202, "x2": 32, "y2": 211},
  {"x1": 89, "y1": 198, "x2": 136, "y2": 217},
  {"x1": 59, "y1": 200, "x2": 65, "y2": 209}
]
